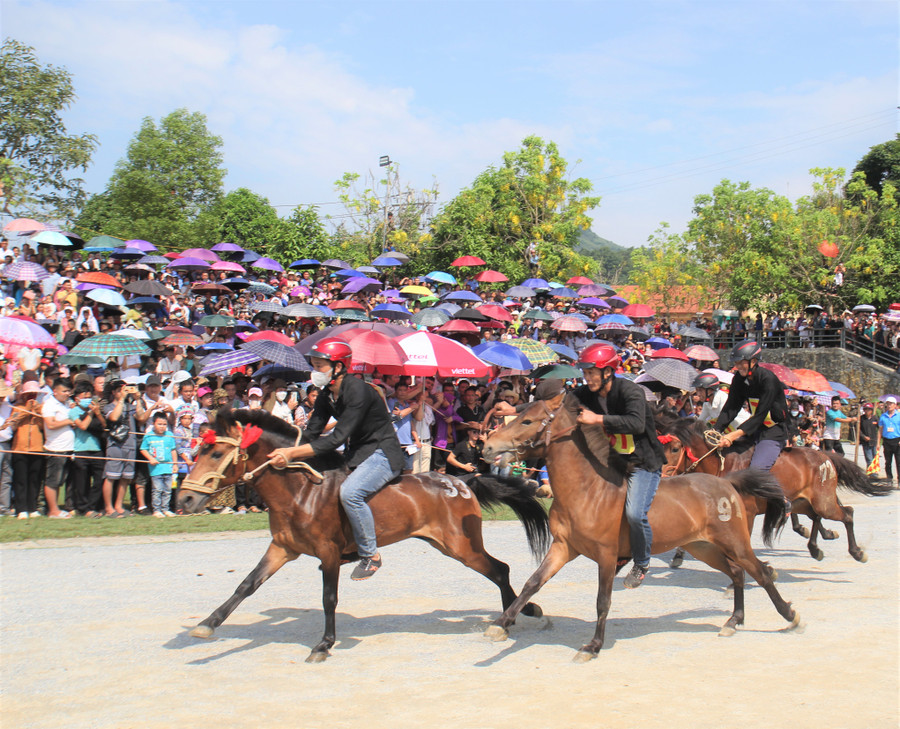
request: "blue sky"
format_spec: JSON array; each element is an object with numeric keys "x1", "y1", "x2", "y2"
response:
[{"x1": 4, "y1": 0, "x2": 897, "y2": 247}]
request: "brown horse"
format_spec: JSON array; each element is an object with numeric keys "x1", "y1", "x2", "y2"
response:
[
  {"x1": 480, "y1": 392, "x2": 802, "y2": 661},
  {"x1": 175, "y1": 408, "x2": 550, "y2": 663},
  {"x1": 654, "y1": 411, "x2": 891, "y2": 563}
]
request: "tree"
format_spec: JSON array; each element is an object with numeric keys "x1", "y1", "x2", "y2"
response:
[
  {"x1": 277, "y1": 205, "x2": 339, "y2": 267},
  {"x1": 0, "y1": 38, "x2": 97, "y2": 220},
  {"x1": 424, "y1": 136, "x2": 601, "y2": 282},
  {"x1": 197, "y1": 187, "x2": 281, "y2": 255},
  {"x1": 630, "y1": 224, "x2": 711, "y2": 315},
  {"x1": 852, "y1": 135, "x2": 900, "y2": 196},
  {"x1": 75, "y1": 109, "x2": 225, "y2": 249}
]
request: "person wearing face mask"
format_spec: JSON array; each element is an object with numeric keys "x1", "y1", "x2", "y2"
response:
[
  {"x1": 267, "y1": 337, "x2": 404, "y2": 582},
  {"x1": 785, "y1": 399, "x2": 804, "y2": 446},
  {"x1": 270, "y1": 385, "x2": 294, "y2": 424},
  {"x1": 246, "y1": 386, "x2": 264, "y2": 410}
]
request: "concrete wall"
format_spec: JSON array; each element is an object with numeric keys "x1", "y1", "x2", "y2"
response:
[{"x1": 757, "y1": 348, "x2": 900, "y2": 402}]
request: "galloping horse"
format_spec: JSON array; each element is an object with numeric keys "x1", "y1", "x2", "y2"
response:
[
  {"x1": 176, "y1": 408, "x2": 550, "y2": 663},
  {"x1": 654, "y1": 411, "x2": 891, "y2": 563},
  {"x1": 480, "y1": 392, "x2": 802, "y2": 661}
]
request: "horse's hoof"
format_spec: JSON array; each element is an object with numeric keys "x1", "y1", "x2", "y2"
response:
[
  {"x1": 305, "y1": 651, "x2": 329, "y2": 664},
  {"x1": 522, "y1": 603, "x2": 543, "y2": 619},
  {"x1": 852, "y1": 549, "x2": 868, "y2": 563},
  {"x1": 821, "y1": 529, "x2": 840, "y2": 540},
  {"x1": 786, "y1": 611, "x2": 805, "y2": 633},
  {"x1": 484, "y1": 624, "x2": 509, "y2": 642},
  {"x1": 809, "y1": 546, "x2": 825, "y2": 561},
  {"x1": 189, "y1": 625, "x2": 214, "y2": 639},
  {"x1": 795, "y1": 526, "x2": 810, "y2": 538},
  {"x1": 670, "y1": 554, "x2": 684, "y2": 569},
  {"x1": 572, "y1": 649, "x2": 598, "y2": 663},
  {"x1": 718, "y1": 625, "x2": 737, "y2": 637}
]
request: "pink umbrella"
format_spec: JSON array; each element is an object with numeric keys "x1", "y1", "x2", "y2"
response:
[
  {"x1": 0, "y1": 316, "x2": 58, "y2": 348},
  {"x1": 125, "y1": 239, "x2": 157, "y2": 252},
  {"x1": 477, "y1": 304, "x2": 513, "y2": 323},
  {"x1": 397, "y1": 331, "x2": 492, "y2": 378},
  {"x1": 244, "y1": 330, "x2": 295, "y2": 346},
  {"x1": 551, "y1": 315, "x2": 588, "y2": 332},
  {"x1": 683, "y1": 344, "x2": 718, "y2": 361},
  {"x1": 181, "y1": 248, "x2": 220, "y2": 262},
  {"x1": 211, "y1": 261, "x2": 247, "y2": 274},
  {"x1": 622, "y1": 304, "x2": 655, "y2": 318},
  {"x1": 567, "y1": 276, "x2": 594, "y2": 286},
  {"x1": 339, "y1": 329, "x2": 406, "y2": 374},
  {"x1": 450, "y1": 255, "x2": 486, "y2": 267},
  {"x1": 3, "y1": 218, "x2": 48, "y2": 234},
  {"x1": 436, "y1": 319, "x2": 479, "y2": 333}
]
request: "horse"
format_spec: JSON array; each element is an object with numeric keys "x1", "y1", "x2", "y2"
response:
[
  {"x1": 175, "y1": 408, "x2": 551, "y2": 663},
  {"x1": 480, "y1": 391, "x2": 802, "y2": 661},
  {"x1": 654, "y1": 411, "x2": 892, "y2": 563}
]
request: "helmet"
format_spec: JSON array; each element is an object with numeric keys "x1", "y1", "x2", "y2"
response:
[
  {"x1": 731, "y1": 339, "x2": 762, "y2": 363},
  {"x1": 578, "y1": 343, "x2": 620, "y2": 371},
  {"x1": 307, "y1": 337, "x2": 352, "y2": 368},
  {"x1": 693, "y1": 372, "x2": 720, "y2": 390}
]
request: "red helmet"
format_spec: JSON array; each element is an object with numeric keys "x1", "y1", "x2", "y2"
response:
[
  {"x1": 578, "y1": 343, "x2": 620, "y2": 371},
  {"x1": 307, "y1": 337, "x2": 352, "y2": 368}
]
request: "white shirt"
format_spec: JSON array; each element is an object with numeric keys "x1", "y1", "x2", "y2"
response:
[{"x1": 43, "y1": 397, "x2": 75, "y2": 452}]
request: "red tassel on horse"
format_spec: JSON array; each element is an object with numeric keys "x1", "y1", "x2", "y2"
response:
[
  {"x1": 240, "y1": 424, "x2": 264, "y2": 450},
  {"x1": 201, "y1": 430, "x2": 218, "y2": 446}
]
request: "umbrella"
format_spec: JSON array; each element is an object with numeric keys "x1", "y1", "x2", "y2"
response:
[
  {"x1": 252, "y1": 257, "x2": 284, "y2": 272},
  {"x1": 124, "y1": 263, "x2": 154, "y2": 275},
  {"x1": 371, "y1": 303, "x2": 412, "y2": 320},
  {"x1": 251, "y1": 301, "x2": 285, "y2": 314},
  {"x1": 241, "y1": 339, "x2": 310, "y2": 370},
  {"x1": 577, "y1": 297, "x2": 610, "y2": 308},
  {"x1": 547, "y1": 343, "x2": 578, "y2": 361},
  {"x1": 3, "y1": 261, "x2": 49, "y2": 281},
  {"x1": 646, "y1": 336, "x2": 672, "y2": 349},
  {"x1": 532, "y1": 363, "x2": 583, "y2": 380},
  {"x1": 167, "y1": 257, "x2": 210, "y2": 270},
  {"x1": 110, "y1": 247, "x2": 144, "y2": 258},
  {"x1": 522, "y1": 308, "x2": 554, "y2": 322},
  {"x1": 240, "y1": 250, "x2": 261, "y2": 264},
  {"x1": 199, "y1": 314, "x2": 236, "y2": 328},
  {"x1": 683, "y1": 344, "x2": 719, "y2": 361},
  {"x1": 650, "y1": 347, "x2": 689, "y2": 362},
  {"x1": 198, "y1": 349, "x2": 262, "y2": 377},
  {"x1": 331, "y1": 300, "x2": 366, "y2": 310},
  {"x1": 69, "y1": 334, "x2": 150, "y2": 358},
  {"x1": 598, "y1": 313, "x2": 634, "y2": 326},
  {"x1": 84, "y1": 235, "x2": 120, "y2": 251},
  {"x1": 551, "y1": 287, "x2": 579, "y2": 299},
  {"x1": 254, "y1": 364, "x2": 310, "y2": 381},
  {"x1": 879, "y1": 394, "x2": 900, "y2": 403},
  {"x1": 425, "y1": 271, "x2": 456, "y2": 285},
  {"x1": 112, "y1": 328, "x2": 152, "y2": 340},
  {"x1": 86, "y1": 288, "x2": 128, "y2": 307},
  {"x1": 163, "y1": 252, "x2": 182, "y2": 260},
  {"x1": 450, "y1": 255, "x2": 486, "y2": 267},
  {"x1": 125, "y1": 280, "x2": 173, "y2": 297},
  {"x1": 522, "y1": 278, "x2": 549, "y2": 289},
  {"x1": 567, "y1": 276, "x2": 594, "y2": 286},
  {"x1": 627, "y1": 326, "x2": 650, "y2": 341},
  {"x1": 355, "y1": 266, "x2": 380, "y2": 275},
  {"x1": 398, "y1": 331, "x2": 492, "y2": 378},
  {"x1": 247, "y1": 282, "x2": 276, "y2": 295},
  {"x1": 551, "y1": 315, "x2": 587, "y2": 332},
  {"x1": 576, "y1": 284, "x2": 613, "y2": 297},
  {"x1": 335, "y1": 308, "x2": 371, "y2": 322},
  {"x1": 411, "y1": 308, "x2": 450, "y2": 327},
  {"x1": 607, "y1": 295, "x2": 629, "y2": 307},
  {"x1": 181, "y1": 248, "x2": 220, "y2": 262},
  {"x1": 436, "y1": 319, "x2": 479, "y2": 334},
  {"x1": 679, "y1": 326, "x2": 712, "y2": 340},
  {"x1": 211, "y1": 242, "x2": 245, "y2": 253},
  {"x1": 442, "y1": 290, "x2": 482, "y2": 303},
  {"x1": 339, "y1": 330, "x2": 407, "y2": 374},
  {"x1": 703, "y1": 367, "x2": 734, "y2": 385},
  {"x1": 371, "y1": 256, "x2": 403, "y2": 267},
  {"x1": 341, "y1": 278, "x2": 382, "y2": 295},
  {"x1": 400, "y1": 285, "x2": 434, "y2": 298},
  {"x1": 290, "y1": 259, "x2": 321, "y2": 269},
  {"x1": 758, "y1": 362, "x2": 802, "y2": 388},
  {"x1": 642, "y1": 358, "x2": 698, "y2": 390},
  {"x1": 506, "y1": 338, "x2": 558, "y2": 365},
  {"x1": 852, "y1": 304, "x2": 875, "y2": 313},
  {"x1": 474, "y1": 269, "x2": 508, "y2": 283},
  {"x1": 477, "y1": 304, "x2": 513, "y2": 323},
  {"x1": 138, "y1": 255, "x2": 170, "y2": 266},
  {"x1": 234, "y1": 320, "x2": 258, "y2": 332},
  {"x1": 792, "y1": 368, "x2": 831, "y2": 392},
  {"x1": 453, "y1": 308, "x2": 489, "y2": 322},
  {"x1": 284, "y1": 303, "x2": 328, "y2": 319},
  {"x1": 163, "y1": 332, "x2": 205, "y2": 348},
  {"x1": 196, "y1": 342, "x2": 234, "y2": 352},
  {"x1": 383, "y1": 250, "x2": 409, "y2": 263},
  {"x1": 191, "y1": 283, "x2": 233, "y2": 296},
  {"x1": 622, "y1": 303, "x2": 655, "y2": 318},
  {"x1": 0, "y1": 316, "x2": 58, "y2": 349},
  {"x1": 322, "y1": 259, "x2": 352, "y2": 270},
  {"x1": 506, "y1": 286, "x2": 537, "y2": 299},
  {"x1": 295, "y1": 322, "x2": 410, "y2": 355},
  {"x1": 4, "y1": 218, "x2": 46, "y2": 233},
  {"x1": 435, "y1": 302, "x2": 462, "y2": 315},
  {"x1": 222, "y1": 278, "x2": 251, "y2": 291},
  {"x1": 595, "y1": 322, "x2": 628, "y2": 332},
  {"x1": 211, "y1": 261, "x2": 246, "y2": 274},
  {"x1": 828, "y1": 381, "x2": 856, "y2": 399},
  {"x1": 473, "y1": 342, "x2": 533, "y2": 370},
  {"x1": 30, "y1": 230, "x2": 73, "y2": 247},
  {"x1": 124, "y1": 239, "x2": 157, "y2": 252},
  {"x1": 804, "y1": 304, "x2": 824, "y2": 311}
]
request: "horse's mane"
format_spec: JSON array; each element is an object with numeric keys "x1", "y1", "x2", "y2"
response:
[
  {"x1": 555, "y1": 393, "x2": 629, "y2": 480},
  {"x1": 654, "y1": 406, "x2": 704, "y2": 446}
]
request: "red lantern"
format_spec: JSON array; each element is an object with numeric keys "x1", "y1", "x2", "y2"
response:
[{"x1": 818, "y1": 240, "x2": 839, "y2": 258}]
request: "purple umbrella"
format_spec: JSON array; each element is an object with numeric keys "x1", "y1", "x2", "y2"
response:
[
  {"x1": 381, "y1": 288, "x2": 403, "y2": 298},
  {"x1": 252, "y1": 257, "x2": 284, "y2": 272},
  {"x1": 2, "y1": 261, "x2": 49, "y2": 281},
  {"x1": 607, "y1": 295, "x2": 629, "y2": 307},
  {"x1": 138, "y1": 255, "x2": 170, "y2": 266},
  {"x1": 578, "y1": 283, "x2": 616, "y2": 297},
  {"x1": 125, "y1": 239, "x2": 157, "y2": 252},
  {"x1": 342, "y1": 277, "x2": 383, "y2": 294},
  {"x1": 199, "y1": 349, "x2": 262, "y2": 377},
  {"x1": 211, "y1": 242, "x2": 245, "y2": 253},
  {"x1": 211, "y1": 261, "x2": 247, "y2": 274},
  {"x1": 577, "y1": 297, "x2": 610, "y2": 308},
  {"x1": 167, "y1": 257, "x2": 211, "y2": 270},
  {"x1": 110, "y1": 247, "x2": 144, "y2": 258},
  {"x1": 181, "y1": 248, "x2": 220, "y2": 262}
]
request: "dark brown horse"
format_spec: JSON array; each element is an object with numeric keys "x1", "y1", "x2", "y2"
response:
[
  {"x1": 654, "y1": 411, "x2": 891, "y2": 563},
  {"x1": 480, "y1": 392, "x2": 802, "y2": 661},
  {"x1": 175, "y1": 408, "x2": 550, "y2": 663}
]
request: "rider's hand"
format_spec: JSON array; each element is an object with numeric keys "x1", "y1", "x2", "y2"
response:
[
  {"x1": 718, "y1": 432, "x2": 737, "y2": 448},
  {"x1": 576, "y1": 409, "x2": 603, "y2": 426},
  {"x1": 267, "y1": 448, "x2": 291, "y2": 468}
]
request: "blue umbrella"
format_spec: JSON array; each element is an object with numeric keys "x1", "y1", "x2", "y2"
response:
[
  {"x1": 646, "y1": 336, "x2": 672, "y2": 350},
  {"x1": 289, "y1": 259, "x2": 321, "y2": 269},
  {"x1": 522, "y1": 278, "x2": 549, "y2": 289},
  {"x1": 372, "y1": 256, "x2": 403, "y2": 267},
  {"x1": 128, "y1": 296, "x2": 164, "y2": 306},
  {"x1": 473, "y1": 342, "x2": 534, "y2": 369},
  {"x1": 435, "y1": 302, "x2": 462, "y2": 315},
  {"x1": 333, "y1": 268, "x2": 364, "y2": 278},
  {"x1": 828, "y1": 381, "x2": 856, "y2": 399},
  {"x1": 234, "y1": 320, "x2": 257, "y2": 332},
  {"x1": 551, "y1": 287, "x2": 579, "y2": 299},
  {"x1": 371, "y1": 303, "x2": 412, "y2": 320},
  {"x1": 87, "y1": 288, "x2": 128, "y2": 307},
  {"x1": 84, "y1": 245, "x2": 117, "y2": 253},
  {"x1": 425, "y1": 271, "x2": 457, "y2": 285},
  {"x1": 247, "y1": 282, "x2": 276, "y2": 294},
  {"x1": 196, "y1": 342, "x2": 234, "y2": 352},
  {"x1": 547, "y1": 343, "x2": 578, "y2": 361},
  {"x1": 442, "y1": 290, "x2": 482, "y2": 302},
  {"x1": 598, "y1": 313, "x2": 634, "y2": 326},
  {"x1": 506, "y1": 285, "x2": 537, "y2": 299}
]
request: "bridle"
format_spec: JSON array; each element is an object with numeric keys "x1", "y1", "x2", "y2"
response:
[{"x1": 513, "y1": 399, "x2": 577, "y2": 454}]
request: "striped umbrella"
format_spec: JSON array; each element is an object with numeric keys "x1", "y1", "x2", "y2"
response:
[
  {"x1": 247, "y1": 283, "x2": 276, "y2": 295},
  {"x1": 683, "y1": 344, "x2": 719, "y2": 361},
  {"x1": 506, "y1": 338, "x2": 559, "y2": 365},
  {"x1": 551, "y1": 315, "x2": 588, "y2": 332},
  {"x1": 240, "y1": 339, "x2": 310, "y2": 370},
  {"x1": 251, "y1": 301, "x2": 285, "y2": 314},
  {"x1": 68, "y1": 334, "x2": 151, "y2": 357},
  {"x1": 163, "y1": 332, "x2": 205, "y2": 348},
  {"x1": 284, "y1": 303, "x2": 329, "y2": 318},
  {"x1": 3, "y1": 261, "x2": 49, "y2": 281},
  {"x1": 334, "y1": 308, "x2": 370, "y2": 322},
  {"x1": 199, "y1": 349, "x2": 262, "y2": 377},
  {"x1": 0, "y1": 316, "x2": 58, "y2": 348}
]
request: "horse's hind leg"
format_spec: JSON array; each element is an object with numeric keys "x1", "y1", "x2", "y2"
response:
[
  {"x1": 726, "y1": 539, "x2": 802, "y2": 630},
  {"x1": 791, "y1": 513, "x2": 810, "y2": 538},
  {"x1": 683, "y1": 542, "x2": 745, "y2": 636},
  {"x1": 190, "y1": 542, "x2": 297, "y2": 639},
  {"x1": 806, "y1": 516, "x2": 825, "y2": 561},
  {"x1": 813, "y1": 493, "x2": 866, "y2": 562}
]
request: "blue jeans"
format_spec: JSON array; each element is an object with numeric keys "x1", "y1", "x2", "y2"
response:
[
  {"x1": 862, "y1": 443, "x2": 875, "y2": 467},
  {"x1": 150, "y1": 474, "x2": 173, "y2": 513},
  {"x1": 340, "y1": 449, "x2": 399, "y2": 558},
  {"x1": 750, "y1": 438, "x2": 784, "y2": 471},
  {"x1": 625, "y1": 467, "x2": 661, "y2": 568}
]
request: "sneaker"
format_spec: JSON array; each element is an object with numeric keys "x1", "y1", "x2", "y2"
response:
[
  {"x1": 219, "y1": 507, "x2": 235, "y2": 515},
  {"x1": 163, "y1": 510, "x2": 176, "y2": 517},
  {"x1": 29, "y1": 511, "x2": 42, "y2": 518},
  {"x1": 350, "y1": 556, "x2": 383, "y2": 581},
  {"x1": 17, "y1": 512, "x2": 28, "y2": 520},
  {"x1": 153, "y1": 511, "x2": 165, "y2": 518},
  {"x1": 623, "y1": 563, "x2": 648, "y2": 589}
]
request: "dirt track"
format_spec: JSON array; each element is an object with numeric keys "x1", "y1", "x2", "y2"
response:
[{"x1": 2, "y1": 489, "x2": 898, "y2": 729}]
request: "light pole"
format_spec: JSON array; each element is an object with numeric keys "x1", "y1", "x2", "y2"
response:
[{"x1": 379, "y1": 155, "x2": 391, "y2": 255}]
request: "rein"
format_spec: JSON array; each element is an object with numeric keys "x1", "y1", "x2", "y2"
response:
[{"x1": 514, "y1": 400, "x2": 574, "y2": 453}]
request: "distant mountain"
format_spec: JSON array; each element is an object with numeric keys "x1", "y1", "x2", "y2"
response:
[{"x1": 576, "y1": 230, "x2": 633, "y2": 284}]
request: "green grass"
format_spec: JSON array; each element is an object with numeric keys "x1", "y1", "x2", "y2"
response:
[{"x1": 0, "y1": 503, "x2": 537, "y2": 543}]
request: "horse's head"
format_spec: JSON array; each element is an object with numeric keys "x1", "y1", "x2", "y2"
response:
[
  {"x1": 482, "y1": 392, "x2": 567, "y2": 463},
  {"x1": 653, "y1": 410, "x2": 713, "y2": 476},
  {"x1": 175, "y1": 408, "x2": 296, "y2": 514}
]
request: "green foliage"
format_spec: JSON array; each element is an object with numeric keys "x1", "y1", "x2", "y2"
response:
[
  {"x1": 630, "y1": 224, "x2": 711, "y2": 315},
  {"x1": 852, "y1": 134, "x2": 900, "y2": 196},
  {"x1": 422, "y1": 136, "x2": 601, "y2": 283},
  {"x1": 278, "y1": 205, "x2": 338, "y2": 266},
  {"x1": 575, "y1": 229, "x2": 632, "y2": 284},
  {"x1": 197, "y1": 187, "x2": 281, "y2": 256},
  {"x1": 0, "y1": 38, "x2": 97, "y2": 221},
  {"x1": 75, "y1": 109, "x2": 225, "y2": 250}
]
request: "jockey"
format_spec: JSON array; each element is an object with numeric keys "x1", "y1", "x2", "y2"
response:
[
  {"x1": 693, "y1": 371, "x2": 750, "y2": 431},
  {"x1": 267, "y1": 337, "x2": 404, "y2": 580},
  {"x1": 574, "y1": 343, "x2": 665, "y2": 588},
  {"x1": 714, "y1": 340, "x2": 789, "y2": 482}
]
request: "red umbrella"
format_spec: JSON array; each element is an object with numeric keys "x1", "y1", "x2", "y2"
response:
[
  {"x1": 622, "y1": 303, "x2": 655, "y2": 318},
  {"x1": 244, "y1": 331, "x2": 294, "y2": 346},
  {"x1": 818, "y1": 240, "x2": 839, "y2": 258},
  {"x1": 76, "y1": 272, "x2": 123, "y2": 289},
  {"x1": 567, "y1": 276, "x2": 593, "y2": 286},
  {"x1": 889, "y1": 303, "x2": 900, "y2": 311},
  {"x1": 331, "y1": 300, "x2": 366, "y2": 310},
  {"x1": 163, "y1": 252, "x2": 182, "y2": 260},
  {"x1": 792, "y1": 368, "x2": 831, "y2": 392},
  {"x1": 397, "y1": 331, "x2": 492, "y2": 378},
  {"x1": 758, "y1": 362, "x2": 802, "y2": 389},
  {"x1": 436, "y1": 319, "x2": 479, "y2": 333},
  {"x1": 651, "y1": 347, "x2": 689, "y2": 362},
  {"x1": 450, "y1": 255, "x2": 486, "y2": 267},
  {"x1": 683, "y1": 344, "x2": 718, "y2": 361},
  {"x1": 474, "y1": 269, "x2": 508, "y2": 283},
  {"x1": 340, "y1": 330, "x2": 406, "y2": 374},
  {"x1": 477, "y1": 304, "x2": 513, "y2": 323}
]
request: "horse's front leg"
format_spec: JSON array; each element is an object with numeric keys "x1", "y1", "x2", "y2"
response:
[
  {"x1": 573, "y1": 548, "x2": 617, "y2": 662},
  {"x1": 307, "y1": 553, "x2": 340, "y2": 663},
  {"x1": 190, "y1": 541, "x2": 297, "y2": 638}
]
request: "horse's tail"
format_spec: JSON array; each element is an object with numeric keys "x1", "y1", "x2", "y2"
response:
[
  {"x1": 725, "y1": 468, "x2": 787, "y2": 548},
  {"x1": 825, "y1": 452, "x2": 895, "y2": 496},
  {"x1": 468, "y1": 474, "x2": 551, "y2": 561}
]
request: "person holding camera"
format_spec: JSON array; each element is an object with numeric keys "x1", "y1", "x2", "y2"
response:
[
  {"x1": 101, "y1": 379, "x2": 146, "y2": 517},
  {"x1": 69, "y1": 381, "x2": 107, "y2": 516}
]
